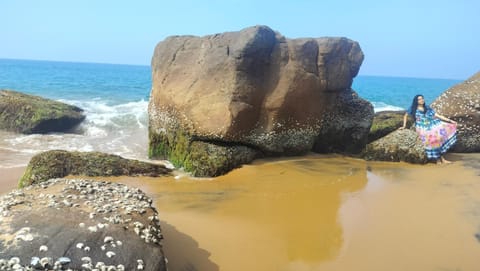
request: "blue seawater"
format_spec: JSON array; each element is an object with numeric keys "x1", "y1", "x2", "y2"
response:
[
  {"x1": 0, "y1": 58, "x2": 150, "y2": 104},
  {"x1": 352, "y1": 75, "x2": 461, "y2": 112},
  {"x1": 0, "y1": 59, "x2": 152, "y2": 167},
  {"x1": 0, "y1": 58, "x2": 462, "y2": 167}
]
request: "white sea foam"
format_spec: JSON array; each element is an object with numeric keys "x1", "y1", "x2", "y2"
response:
[
  {"x1": 372, "y1": 102, "x2": 405, "y2": 113},
  {"x1": 0, "y1": 99, "x2": 150, "y2": 167}
]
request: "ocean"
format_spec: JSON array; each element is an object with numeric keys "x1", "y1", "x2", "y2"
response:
[{"x1": 0, "y1": 58, "x2": 462, "y2": 168}]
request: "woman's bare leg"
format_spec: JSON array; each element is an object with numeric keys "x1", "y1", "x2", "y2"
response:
[{"x1": 441, "y1": 156, "x2": 452, "y2": 164}]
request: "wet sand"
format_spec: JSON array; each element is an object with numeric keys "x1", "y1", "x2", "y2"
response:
[
  {"x1": 3, "y1": 154, "x2": 480, "y2": 270},
  {"x1": 0, "y1": 166, "x2": 25, "y2": 194}
]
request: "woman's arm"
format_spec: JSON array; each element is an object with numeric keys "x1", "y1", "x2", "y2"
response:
[
  {"x1": 435, "y1": 113, "x2": 457, "y2": 124},
  {"x1": 400, "y1": 113, "x2": 408, "y2": 129}
]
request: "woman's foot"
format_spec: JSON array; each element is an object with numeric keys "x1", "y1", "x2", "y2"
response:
[
  {"x1": 440, "y1": 156, "x2": 452, "y2": 164},
  {"x1": 436, "y1": 159, "x2": 443, "y2": 165}
]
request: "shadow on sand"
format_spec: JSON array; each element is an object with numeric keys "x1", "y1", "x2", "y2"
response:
[{"x1": 160, "y1": 220, "x2": 219, "y2": 271}]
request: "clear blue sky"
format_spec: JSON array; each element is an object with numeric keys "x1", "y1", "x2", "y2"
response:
[{"x1": 2, "y1": 0, "x2": 478, "y2": 79}]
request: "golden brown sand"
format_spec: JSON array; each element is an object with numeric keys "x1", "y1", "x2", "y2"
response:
[{"x1": 3, "y1": 153, "x2": 480, "y2": 271}]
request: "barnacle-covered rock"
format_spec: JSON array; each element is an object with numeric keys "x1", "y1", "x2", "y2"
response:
[
  {"x1": 0, "y1": 179, "x2": 167, "y2": 271},
  {"x1": 362, "y1": 129, "x2": 428, "y2": 163},
  {"x1": 432, "y1": 71, "x2": 480, "y2": 152}
]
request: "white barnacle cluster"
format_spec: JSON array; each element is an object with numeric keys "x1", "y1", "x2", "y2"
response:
[
  {"x1": 137, "y1": 259, "x2": 145, "y2": 270},
  {"x1": 245, "y1": 118, "x2": 321, "y2": 152},
  {"x1": 75, "y1": 242, "x2": 91, "y2": 253},
  {"x1": 60, "y1": 179, "x2": 163, "y2": 245},
  {"x1": 0, "y1": 190, "x2": 27, "y2": 217},
  {"x1": 132, "y1": 218, "x2": 163, "y2": 245},
  {"x1": 0, "y1": 256, "x2": 72, "y2": 270},
  {"x1": 148, "y1": 103, "x2": 180, "y2": 132},
  {"x1": 29, "y1": 181, "x2": 83, "y2": 210},
  {"x1": 79, "y1": 256, "x2": 126, "y2": 271},
  {"x1": 14, "y1": 227, "x2": 35, "y2": 242}
]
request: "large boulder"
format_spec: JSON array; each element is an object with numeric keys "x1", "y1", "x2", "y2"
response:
[
  {"x1": 0, "y1": 90, "x2": 85, "y2": 134},
  {"x1": 19, "y1": 150, "x2": 172, "y2": 188},
  {"x1": 0, "y1": 178, "x2": 167, "y2": 271},
  {"x1": 431, "y1": 71, "x2": 480, "y2": 152},
  {"x1": 362, "y1": 129, "x2": 428, "y2": 163},
  {"x1": 149, "y1": 25, "x2": 373, "y2": 176}
]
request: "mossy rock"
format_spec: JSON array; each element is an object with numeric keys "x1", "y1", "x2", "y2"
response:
[
  {"x1": 362, "y1": 129, "x2": 428, "y2": 163},
  {"x1": 0, "y1": 89, "x2": 85, "y2": 134},
  {"x1": 148, "y1": 128, "x2": 191, "y2": 168},
  {"x1": 184, "y1": 141, "x2": 257, "y2": 177},
  {"x1": 19, "y1": 150, "x2": 172, "y2": 187},
  {"x1": 149, "y1": 129, "x2": 257, "y2": 177},
  {"x1": 368, "y1": 110, "x2": 412, "y2": 143}
]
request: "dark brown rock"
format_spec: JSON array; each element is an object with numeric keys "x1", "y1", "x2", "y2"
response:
[
  {"x1": 362, "y1": 129, "x2": 428, "y2": 163},
  {"x1": 19, "y1": 150, "x2": 172, "y2": 188},
  {"x1": 431, "y1": 71, "x2": 480, "y2": 152},
  {"x1": 149, "y1": 25, "x2": 373, "y2": 176},
  {"x1": 0, "y1": 179, "x2": 166, "y2": 271},
  {"x1": 0, "y1": 90, "x2": 85, "y2": 134},
  {"x1": 313, "y1": 91, "x2": 374, "y2": 153}
]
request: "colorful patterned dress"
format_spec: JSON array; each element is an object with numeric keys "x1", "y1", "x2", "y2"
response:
[{"x1": 415, "y1": 108, "x2": 457, "y2": 160}]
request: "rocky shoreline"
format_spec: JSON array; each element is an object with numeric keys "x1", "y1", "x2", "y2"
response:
[
  {"x1": 1, "y1": 27, "x2": 478, "y2": 179},
  {"x1": 0, "y1": 25, "x2": 479, "y2": 270}
]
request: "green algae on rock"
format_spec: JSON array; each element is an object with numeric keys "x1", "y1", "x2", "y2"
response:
[
  {"x1": 19, "y1": 150, "x2": 172, "y2": 187},
  {"x1": 148, "y1": 127, "x2": 257, "y2": 177},
  {"x1": 368, "y1": 111, "x2": 411, "y2": 143},
  {"x1": 0, "y1": 89, "x2": 85, "y2": 134},
  {"x1": 183, "y1": 141, "x2": 257, "y2": 177}
]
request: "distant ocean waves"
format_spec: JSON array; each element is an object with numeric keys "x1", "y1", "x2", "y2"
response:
[
  {"x1": 371, "y1": 102, "x2": 404, "y2": 112},
  {"x1": 0, "y1": 99, "x2": 149, "y2": 168}
]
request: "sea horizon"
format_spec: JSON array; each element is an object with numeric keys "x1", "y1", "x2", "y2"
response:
[{"x1": 0, "y1": 57, "x2": 468, "y2": 81}]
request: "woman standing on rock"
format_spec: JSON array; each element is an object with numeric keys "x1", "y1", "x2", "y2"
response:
[{"x1": 400, "y1": 94, "x2": 457, "y2": 164}]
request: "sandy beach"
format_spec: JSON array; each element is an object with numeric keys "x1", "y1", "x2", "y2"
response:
[
  {"x1": 0, "y1": 166, "x2": 25, "y2": 195},
  {"x1": 5, "y1": 153, "x2": 467, "y2": 271}
]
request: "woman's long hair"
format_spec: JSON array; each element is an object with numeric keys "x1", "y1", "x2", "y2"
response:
[{"x1": 407, "y1": 94, "x2": 430, "y2": 117}]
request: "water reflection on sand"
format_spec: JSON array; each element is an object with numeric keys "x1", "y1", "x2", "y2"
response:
[{"x1": 84, "y1": 154, "x2": 480, "y2": 271}]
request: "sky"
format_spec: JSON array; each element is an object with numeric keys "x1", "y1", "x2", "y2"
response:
[{"x1": 1, "y1": 0, "x2": 479, "y2": 80}]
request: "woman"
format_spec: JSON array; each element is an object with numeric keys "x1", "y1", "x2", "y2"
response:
[{"x1": 400, "y1": 94, "x2": 457, "y2": 164}]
